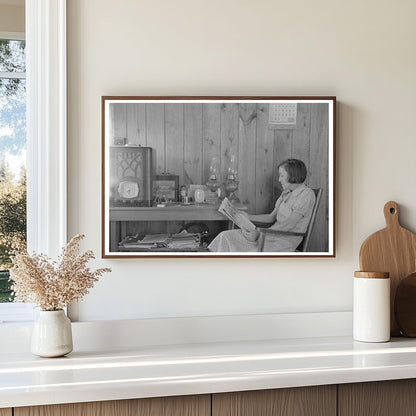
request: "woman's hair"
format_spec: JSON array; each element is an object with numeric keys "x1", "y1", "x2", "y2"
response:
[{"x1": 278, "y1": 159, "x2": 307, "y2": 184}]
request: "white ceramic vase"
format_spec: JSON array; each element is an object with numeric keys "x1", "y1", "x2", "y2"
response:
[{"x1": 31, "y1": 310, "x2": 73, "y2": 357}]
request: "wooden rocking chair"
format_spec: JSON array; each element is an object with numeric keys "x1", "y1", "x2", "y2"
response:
[{"x1": 256, "y1": 188, "x2": 323, "y2": 252}]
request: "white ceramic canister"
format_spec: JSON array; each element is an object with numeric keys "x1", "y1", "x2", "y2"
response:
[{"x1": 353, "y1": 271, "x2": 390, "y2": 342}]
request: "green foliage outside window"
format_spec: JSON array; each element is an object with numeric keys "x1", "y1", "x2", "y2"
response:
[
  {"x1": 0, "y1": 270, "x2": 12, "y2": 302},
  {"x1": 0, "y1": 162, "x2": 26, "y2": 302}
]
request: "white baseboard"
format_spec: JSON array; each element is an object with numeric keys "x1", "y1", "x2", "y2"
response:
[{"x1": 0, "y1": 311, "x2": 352, "y2": 353}]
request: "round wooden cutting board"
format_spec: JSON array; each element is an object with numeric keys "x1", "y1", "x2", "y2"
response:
[{"x1": 359, "y1": 201, "x2": 416, "y2": 336}]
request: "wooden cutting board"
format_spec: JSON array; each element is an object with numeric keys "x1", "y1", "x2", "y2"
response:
[
  {"x1": 359, "y1": 201, "x2": 416, "y2": 335},
  {"x1": 395, "y1": 272, "x2": 416, "y2": 337}
]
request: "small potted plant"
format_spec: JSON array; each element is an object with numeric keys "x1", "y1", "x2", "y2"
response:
[{"x1": 10, "y1": 234, "x2": 111, "y2": 357}]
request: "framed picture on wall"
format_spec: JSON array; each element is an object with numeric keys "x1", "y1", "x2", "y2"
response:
[{"x1": 102, "y1": 96, "x2": 336, "y2": 258}]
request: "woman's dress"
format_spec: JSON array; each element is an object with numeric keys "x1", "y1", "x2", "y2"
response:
[{"x1": 208, "y1": 185, "x2": 316, "y2": 252}]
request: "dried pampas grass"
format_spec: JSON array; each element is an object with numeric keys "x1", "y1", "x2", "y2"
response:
[{"x1": 10, "y1": 234, "x2": 111, "y2": 311}]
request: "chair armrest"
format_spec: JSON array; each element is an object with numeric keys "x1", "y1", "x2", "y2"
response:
[
  {"x1": 256, "y1": 228, "x2": 305, "y2": 252},
  {"x1": 252, "y1": 221, "x2": 273, "y2": 227},
  {"x1": 257, "y1": 228, "x2": 305, "y2": 237}
]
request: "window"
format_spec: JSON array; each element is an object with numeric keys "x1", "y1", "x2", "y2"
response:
[
  {"x1": 0, "y1": 0, "x2": 67, "y2": 324},
  {"x1": 0, "y1": 35, "x2": 26, "y2": 307}
]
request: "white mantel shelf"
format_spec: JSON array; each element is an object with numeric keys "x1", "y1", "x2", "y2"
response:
[{"x1": 2, "y1": 336, "x2": 416, "y2": 408}]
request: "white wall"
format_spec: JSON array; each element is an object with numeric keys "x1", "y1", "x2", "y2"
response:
[{"x1": 67, "y1": 0, "x2": 416, "y2": 322}]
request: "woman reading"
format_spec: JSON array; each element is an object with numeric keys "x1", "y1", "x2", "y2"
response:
[{"x1": 208, "y1": 159, "x2": 316, "y2": 252}]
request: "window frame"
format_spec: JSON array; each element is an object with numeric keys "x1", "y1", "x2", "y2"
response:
[
  {"x1": 0, "y1": 0, "x2": 67, "y2": 323},
  {"x1": 0, "y1": 31, "x2": 26, "y2": 79},
  {"x1": 0, "y1": 31, "x2": 24, "y2": 41},
  {"x1": 26, "y1": 0, "x2": 67, "y2": 257}
]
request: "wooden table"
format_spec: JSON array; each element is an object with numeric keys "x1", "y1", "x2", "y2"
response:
[{"x1": 109, "y1": 203, "x2": 246, "y2": 252}]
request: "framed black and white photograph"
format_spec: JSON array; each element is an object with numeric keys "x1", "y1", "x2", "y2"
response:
[{"x1": 102, "y1": 96, "x2": 335, "y2": 258}]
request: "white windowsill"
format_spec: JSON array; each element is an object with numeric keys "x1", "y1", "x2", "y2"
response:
[{"x1": 0, "y1": 303, "x2": 36, "y2": 325}]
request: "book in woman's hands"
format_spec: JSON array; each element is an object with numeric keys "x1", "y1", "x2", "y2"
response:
[{"x1": 218, "y1": 198, "x2": 256, "y2": 232}]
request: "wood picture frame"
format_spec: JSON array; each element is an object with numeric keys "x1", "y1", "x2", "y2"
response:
[
  {"x1": 152, "y1": 174, "x2": 179, "y2": 204},
  {"x1": 102, "y1": 96, "x2": 336, "y2": 258}
]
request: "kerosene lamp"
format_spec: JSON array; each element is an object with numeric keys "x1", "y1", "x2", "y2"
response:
[
  {"x1": 205, "y1": 156, "x2": 221, "y2": 204},
  {"x1": 224, "y1": 154, "x2": 239, "y2": 203}
]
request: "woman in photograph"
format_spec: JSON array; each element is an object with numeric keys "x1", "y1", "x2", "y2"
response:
[{"x1": 208, "y1": 159, "x2": 316, "y2": 252}]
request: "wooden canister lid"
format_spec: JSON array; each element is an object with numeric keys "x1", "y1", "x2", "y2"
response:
[{"x1": 354, "y1": 271, "x2": 389, "y2": 279}]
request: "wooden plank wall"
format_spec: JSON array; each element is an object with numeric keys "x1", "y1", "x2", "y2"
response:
[{"x1": 110, "y1": 102, "x2": 330, "y2": 252}]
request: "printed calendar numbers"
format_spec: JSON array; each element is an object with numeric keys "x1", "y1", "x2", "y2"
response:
[{"x1": 269, "y1": 103, "x2": 297, "y2": 125}]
